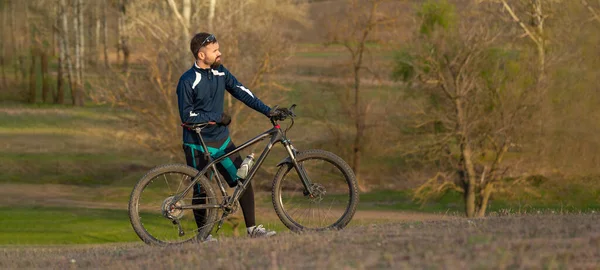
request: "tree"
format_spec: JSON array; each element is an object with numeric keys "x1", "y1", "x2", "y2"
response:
[
  {"x1": 41, "y1": 50, "x2": 50, "y2": 103},
  {"x1": 324, "y1": 0, "x2": 397, "y2": 191},
  {"x1": 118, "y1": 0, "x2": 130, "y2": 72},
  {"x1": 396, "y1": 0, "x2": 539, "y2": 217},
  {"x1": 72, "y1": 0, "x2": 84, "y2": 106},
  {"x1": 102, "y1": 0, "x2": 110, "y2": 69},
  {"x1": 1, "y1": 1, "x2": 7, "y2": 89},
  {"x1": 28, "y1": 47, "x2": 37, "y2": 104},
  {"x1": 60, "y1": 0, "x2": 74, "y2": 105},
  {"x1": 208, "y1": 0, "x2": 217, "y2": 32}
]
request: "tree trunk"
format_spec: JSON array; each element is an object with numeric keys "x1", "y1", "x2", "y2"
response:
[
  {"x1": 118, "y1": 0, "x2": 129, "y2": 72},
  {"x1": 533, "y1": 0, "x2": 545, "y2": 84},
  {"x1": 1, "y1": 5, "x2": 6, "y2": 88},
  {"x1": 477, "y1": 182, "x2": 493, "y2": 217},
  {"x1": 352, "y1": 64, "x2": 364, "y2": 191},
  {"x1": 167, "y1": 0, "x2": 192, "y2": 68},
  {"x1": 41, "y1": 51, "x2": 50, "y2": 103},
  {"x1": 18, "y1": 56, "x2": 26, "y2": 85},
  {"x1": 183, "y1": 0, "x2": 191, "y2": 31},
  {"x1": 55, "y1": 0, "x2": 65, "y2": 104},
  {"x1": 73, "y1": 0, "x2": 81, "y2": 106},
  {"x1": 0, "y1": 54, "x2": 5, "y2": 89},
  {"x1": 28, "y1": 48, "x2": 37, "y2": 104},
  {"x1": 102, "y1": 0, "x2": 110, "y2": 68},
  {"x1": 77, "y1": 0, "x2": 85, "y2": 105},
  {"x1": 349, "y1": 1, "x2": 379, "y2": 192},
  {"x1": 208, "y1": 0, "x2": 216, "y2": 32},
  {"x1": 95, "y1": 8, "x2": 101, "y2": 67},
  {"x1": 10, "y1": 0, "x2": 18, "y2": 83},
  {"x1": 455, "y1": 97, "x2": 477, "y2": 218},
  {"x1": 79, "y1": 0, "x2": 85, "y2": 72},
  {"x1": 61, "y1": 0, "x2": 74, "y2": 105},
  {"x1": 57, "y1": 42, "x2": 64, "y2": 104},
  {"x1": 53, "y1": 4, "x2": 58, "y2": 57},
  {"x1": 18, "y1": 1, "x2": 29, "y2": 87}
]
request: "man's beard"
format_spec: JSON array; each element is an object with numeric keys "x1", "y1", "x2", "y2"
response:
[{"x1": 210, "y1": 58, "x2": 221, "y2": 69}]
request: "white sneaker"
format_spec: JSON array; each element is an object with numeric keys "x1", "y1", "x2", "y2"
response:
[
  {"x1": 247, "y1": 224, "x2": 276, "y2": 238},
  {"x1": 202, "y1": 234, "x2": 218, "y2": 243}
]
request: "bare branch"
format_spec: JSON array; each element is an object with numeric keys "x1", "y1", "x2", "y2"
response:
[
  {"x1": 499, "y1": 0, "x2": 542, "y2": 46},
  {"x1": 166, "y1": 0, "x2": 189, "y2": 35},
  {"x1": 581, "y1": 0, "x2": 600, "y2": 24}
]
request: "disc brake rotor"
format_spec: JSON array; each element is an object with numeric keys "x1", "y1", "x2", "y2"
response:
[{"x1": 308, "y1": 183, "x2": 326, "y2": 203}]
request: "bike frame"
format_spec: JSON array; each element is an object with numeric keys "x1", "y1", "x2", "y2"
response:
[{"x1": 175, "y1": 121, "x2": 314, "y2": 211}]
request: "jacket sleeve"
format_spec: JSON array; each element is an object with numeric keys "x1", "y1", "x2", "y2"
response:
[
  {"x1": 224, "y1": 68, "x2": 271, "y2": 117},
  {"x1": 177, "y1": 79, "x2": 221, "y2": 123}
]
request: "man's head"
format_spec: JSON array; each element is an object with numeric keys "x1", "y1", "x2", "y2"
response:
[{"x1": 190, "y1": 32, "x2": 221, "y2": 69}]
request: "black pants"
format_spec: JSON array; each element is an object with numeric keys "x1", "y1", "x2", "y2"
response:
[{"x1": 183, "y1": 137, "x2": 256, "y2": 230}]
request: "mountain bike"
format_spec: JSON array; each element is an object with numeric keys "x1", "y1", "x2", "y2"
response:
[{"x1": 128, "y1": 105, "x2": 359, "y2": 246}]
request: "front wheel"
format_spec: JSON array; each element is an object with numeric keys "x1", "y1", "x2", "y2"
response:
[{"x1": 272, "y1": 150, "x2": 359, "y2": 232}]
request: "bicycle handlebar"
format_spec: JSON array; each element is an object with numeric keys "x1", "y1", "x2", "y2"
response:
[
  {"x1": 182, "y1": 104, "x2": 298, "y2": 130},
  {"x1": 269, "y1": 104, "x2": 297, "y2": 121}
]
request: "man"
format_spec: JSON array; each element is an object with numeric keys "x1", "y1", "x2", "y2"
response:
[{"x1": 177, "y1": 32, "x2": 278, "y2": 239}]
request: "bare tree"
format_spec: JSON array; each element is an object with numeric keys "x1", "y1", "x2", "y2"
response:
[
  {"x1": 55, "y1": 0, "x2": 65, "y2": 104},
  {"x1": 41, "y1": 50, "x2": 50, "y2": 103},
  {"x1": 1, "y1": 3, "x2": 7, "y2": 89},
  {"x1": 324, "y1": 0, "x2": 396, "y2": 191},
  {"x1": 60, "y1": 0, "x2": 74, "y2": 104},
  {"x1": 9, "y1": 0, "x2": 18, "y2": 83},
  {"x1": 399, "y1": 1, "x2": 539, "y2": 217},
  {"x1": 72, "y1": 0, "x2": 84, "y2": 106},
  {"x1": 208, "y1": 0, "x2": 217, "y2": 32},
  {"x1": 166, "y1": 0, "x2": 192, "y2": 68},
  {"x1": 28, "y1": 47, "x2": 37, "y2": 104},
  {"x1": 118, "y1": 0, "x2": 130, "y2": 72},
  {"x1": 102, "y1": 0, "x2": 110, "y2": 68},
  {"x1": 79, "y1": 0, "x2": 85, "y2": 72}
]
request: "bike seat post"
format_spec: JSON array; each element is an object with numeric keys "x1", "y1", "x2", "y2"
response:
[{"x1": 195, "y1": 128, "x2": 212, "y2": 161}]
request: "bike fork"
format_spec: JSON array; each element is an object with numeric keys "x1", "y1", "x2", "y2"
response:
[{"x1": 283, "y1": 141, "x2": 314, "y2": 196}]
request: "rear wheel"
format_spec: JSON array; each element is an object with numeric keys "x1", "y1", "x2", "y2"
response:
[
  {"x1": 128, "y1": 164, "x2": 219, "y2": 246},
  {"x1": 272, "y1": 150, "x2": 359, "y2": 232}
]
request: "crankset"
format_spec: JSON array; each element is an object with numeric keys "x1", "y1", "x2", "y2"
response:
[{"x1": 215, "y1": 199, "x2": 239, "y2": 233}]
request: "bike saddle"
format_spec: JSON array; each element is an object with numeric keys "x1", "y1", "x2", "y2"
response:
[{"x1": 181, "y1": 123, "x2": 210, "y2": 130}]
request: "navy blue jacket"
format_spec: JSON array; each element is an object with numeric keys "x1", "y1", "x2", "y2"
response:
[{"x1": 177, "y1": 63, "x2": 271, "y2": 143}]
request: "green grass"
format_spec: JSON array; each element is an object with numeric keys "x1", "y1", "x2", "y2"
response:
[
  {"x1": 0, "y1": 206, "x2": 287, "y2": 245},
  {"x1": 0, "y1": 207, "x2": 138, "y2": 245},
  {"x1": 358, "y1": 189, "x2": 600, "y2": 214},
  {"x1": 358, "y1": 189, "x2": 464, "y2": 213}
]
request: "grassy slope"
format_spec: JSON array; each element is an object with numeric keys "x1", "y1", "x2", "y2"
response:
[{"x1": 0, "y1": 103, "x2": 163, "y2": 186}]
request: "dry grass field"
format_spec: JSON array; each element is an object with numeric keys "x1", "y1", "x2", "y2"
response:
[{"x1": 1, "y1": 214, "x2": 598, "y2": 269}]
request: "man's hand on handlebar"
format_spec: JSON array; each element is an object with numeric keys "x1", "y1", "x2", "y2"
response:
[{"x1": 268, "y1": 107, "x2": 292, "y2": 121}]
